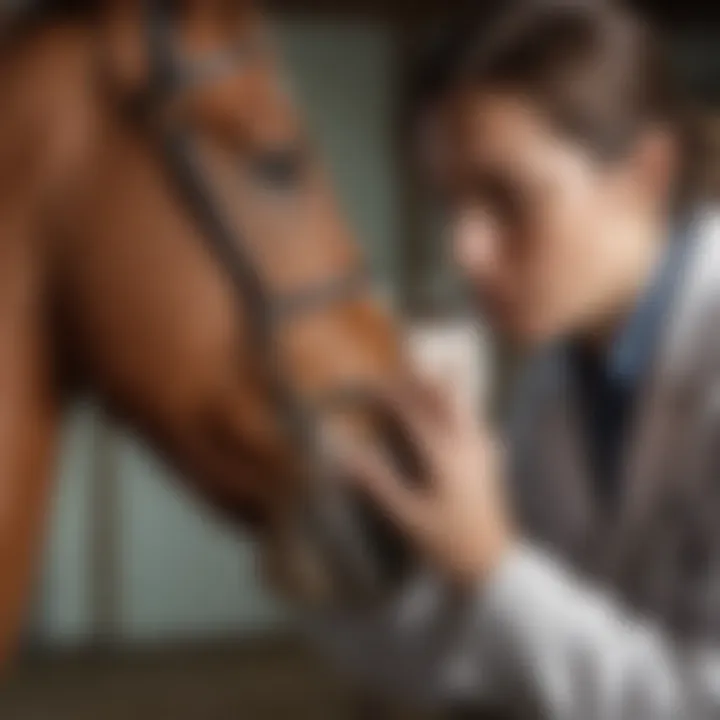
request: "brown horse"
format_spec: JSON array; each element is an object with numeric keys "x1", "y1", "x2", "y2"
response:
[{"x1": 0, "y1": 0, "x2": 412, "y2": 669}]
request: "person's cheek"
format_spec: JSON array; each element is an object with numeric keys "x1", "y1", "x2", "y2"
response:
[{"x1": 531, "y1": 207, "x2": 598, "y2": 341}]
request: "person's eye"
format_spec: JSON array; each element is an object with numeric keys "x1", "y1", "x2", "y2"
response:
[{"x1": 480, "y1": 178, "x2": 523, "y2": 222}]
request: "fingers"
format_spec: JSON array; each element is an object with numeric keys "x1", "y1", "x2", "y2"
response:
[
  {"x1": 410, "y1": 357, "x2": 483, "y2": 440},
  {"x1": 407, "y1": 371, "x2": 453, "y2": 424},
  {"x1": 335, "y1": 436, "x2": 424, "y2": 531},
  {"x1": 442, "y1": 373, "x2": 479, "y2": 431},
  {"x1": 372, "y1": 372, "x2": 451, "y2": 444},
  {"x1": 397, "y1": 370, "x2": 478, "y2": 444}
]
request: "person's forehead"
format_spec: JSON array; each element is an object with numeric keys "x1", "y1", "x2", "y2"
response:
[
  {"x1": 462, "y1": 90, "x2": 560, "y2": 154},
  {"x1": 420, "y1": 88, "x2": 582, "y2": 180}
]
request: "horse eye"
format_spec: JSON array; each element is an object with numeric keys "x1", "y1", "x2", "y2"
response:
[{"x1": 251, "y1": 148, "x2": 306, "y2": 190}]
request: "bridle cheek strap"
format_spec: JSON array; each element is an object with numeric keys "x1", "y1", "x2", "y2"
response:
[{"x1": 144, "y1": 1, "x2": 372, "y2": 458}]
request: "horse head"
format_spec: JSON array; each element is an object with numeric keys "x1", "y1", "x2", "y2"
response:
[{"x1": 13, "y1": 0, "x2": 420, "y2": 614}]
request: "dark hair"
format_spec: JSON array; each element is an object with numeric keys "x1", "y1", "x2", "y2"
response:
[{"x1": 407, "y1": 0, "x2": 715, "y2": 210}]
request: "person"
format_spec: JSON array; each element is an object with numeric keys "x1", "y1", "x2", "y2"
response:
[{"x1": 306, "y1": 1, "x2": 720, "y2": 718}]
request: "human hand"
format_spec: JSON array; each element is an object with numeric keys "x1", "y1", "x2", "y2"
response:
[{"x1": 338, "y1": 376, "x2": 515, "y2": 589}]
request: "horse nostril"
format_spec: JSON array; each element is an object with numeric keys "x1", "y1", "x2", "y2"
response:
[
  {"x1": 347, "y1": 405, "x2": 427, "y2": 584},
  {"x1": 309, "y1": 399, "x2": 428, "y2": 605},
  {"x1": 267, "y1": 391, "x2": 430, "y2": 609}
]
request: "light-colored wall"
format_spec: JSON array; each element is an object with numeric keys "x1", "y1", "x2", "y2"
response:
[
  {"x1": 116, "y1": 430, "x2": 287, "y2": 642},
  {"x1": 281, "y1": 21, "x2": 399, "y2": 294},
  {"x1": 32, "y1": 19, "x2": 397, "y2": 647},
  {"x1": 32, "y1": 404, "x2": 96, "y2": 645}
]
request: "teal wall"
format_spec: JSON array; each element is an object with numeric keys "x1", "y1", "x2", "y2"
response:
[{"x1": 281, "y1": 21, "x2": 399, "y2": 295}]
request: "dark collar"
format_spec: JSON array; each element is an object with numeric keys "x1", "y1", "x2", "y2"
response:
[
  {"x1": 607, "y1": 236, "x2": 690, "y2": 388},
  {"x1": 572, "y1": 218, "x2": 697, "y2": 390}
]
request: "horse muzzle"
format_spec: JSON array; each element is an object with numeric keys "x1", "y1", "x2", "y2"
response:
[{"x1": 261, "y1": 391, "x2": 424, "y2": 611}]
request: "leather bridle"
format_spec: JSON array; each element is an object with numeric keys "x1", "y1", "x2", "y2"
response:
[
  {"x1": 125, "y1": 2, "x2": 414, "y2": 599},
  {"x1": 142, "y1": 0, "x2": 371, "y2": 465}
]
